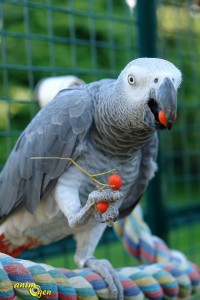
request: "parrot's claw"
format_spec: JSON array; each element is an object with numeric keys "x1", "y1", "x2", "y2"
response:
[
  {"x1": 88, "y1": 189, "x2": 123, "y2": 225},
  {"x1": 85, "y1": 257, "x2": 123, "y2": 299},
  {"x1": 88, "y1": 189, "x2": 123, "y2": 204},
  {"x1": 102, "y1": 202, "x2": 119, "y2": 227}
]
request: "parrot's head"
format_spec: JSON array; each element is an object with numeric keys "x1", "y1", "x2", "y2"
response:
[{"x1": 117, "y1": 57, "x2": 182, "y2": 130}]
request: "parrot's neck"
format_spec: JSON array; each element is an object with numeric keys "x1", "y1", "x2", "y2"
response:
[
  {"x1": 91, "y1": 122, "x2": 154, "y2": 159},
  {"x1": 91, "y1": 106, "x2": 155, "y2": 159},
  {"x1": 87, "y1": 79, "x2": 155, "y2": 159}
]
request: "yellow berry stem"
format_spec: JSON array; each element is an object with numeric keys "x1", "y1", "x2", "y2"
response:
[
  {"x1": 91, "y1": 169, "x2": 116, "y2": 177},
  {"x1": 31, "y1": 156, "x2": 116, "y2": 191}
]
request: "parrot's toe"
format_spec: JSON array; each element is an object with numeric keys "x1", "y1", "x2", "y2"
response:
[
  {"x1": 102, "y1": 202, "x2": 119, "y2": 226},
  {"x1": 88, "y1": 189, "x2": 123, "y2": 204},
  {"x1": 85, "y1": 257, "x2": 123, "y2": 299},
  {"x1": 89, "y1": 189, "x2": 123, "y2": 226}
]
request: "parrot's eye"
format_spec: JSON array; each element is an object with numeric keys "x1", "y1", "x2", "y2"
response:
[{"x1": 128, "y1": 75, "x2": 136, "y2": 85}]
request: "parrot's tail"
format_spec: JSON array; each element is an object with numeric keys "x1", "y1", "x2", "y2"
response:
[{"x1": 0, "y1": 233, "x2": 36, "y2": 257}]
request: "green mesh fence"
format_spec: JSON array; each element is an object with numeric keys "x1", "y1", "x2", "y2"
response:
[
  {"x1": 0, "y1": 0, "x2": 138, "y2": 267},
  {"x1": 0, "y1": 0, "x2": 137, "y2": 165},
  {"x1": 156, "y1": 0, "x2": 200, "y2": 266},
  {"x1": 0, "y1": 0, "x2": 200, "y2": 272}
]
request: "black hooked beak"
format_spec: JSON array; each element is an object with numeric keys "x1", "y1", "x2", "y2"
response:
[{"x1": 148, "y1": 77, "x2": 177, "y2": 130}]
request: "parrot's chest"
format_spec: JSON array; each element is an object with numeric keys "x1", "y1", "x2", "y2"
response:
[{"x1": 76, "y1": 141, "x2": 142, "y2": 205}]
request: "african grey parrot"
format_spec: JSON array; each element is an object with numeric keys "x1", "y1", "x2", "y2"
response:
[{"x1": 0, "y1": 58, "x2": 181, "y2": 299}]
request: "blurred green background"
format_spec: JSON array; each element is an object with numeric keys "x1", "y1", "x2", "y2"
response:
[{"x1": 0, "y1": 0, "x2": 200, "y2": 275}]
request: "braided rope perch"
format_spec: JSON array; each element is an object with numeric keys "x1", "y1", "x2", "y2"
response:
[
  {"x1": 0, "y1": 205, "x2": 199, "y2": 299},
  {"x1": 114, "y1": 205, "x2": 200, "y2": 299}
]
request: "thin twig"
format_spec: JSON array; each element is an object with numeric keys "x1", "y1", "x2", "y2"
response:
[{"x1": 31, "y1": 156, "x2": 116, "y2": 191}]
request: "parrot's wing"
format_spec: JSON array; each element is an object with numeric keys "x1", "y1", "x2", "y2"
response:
[
  {"x1": 119, "y1": 132, "x2": 158, "y2": 218},
  {"x1": 0, "y1": 87, "x2": 93, "y2": 218}
]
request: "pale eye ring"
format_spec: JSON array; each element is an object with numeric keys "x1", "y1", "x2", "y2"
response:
[{"x1": 128, "y1": 75, "x2": 136, "y2": 85}]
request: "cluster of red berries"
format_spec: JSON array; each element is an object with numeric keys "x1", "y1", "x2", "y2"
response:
[{"x1": 96, "y1": 174, "x2": 122, "y2": 213}]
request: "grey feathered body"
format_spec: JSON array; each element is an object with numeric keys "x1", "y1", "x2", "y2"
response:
[{"x1": 0, "y1": 79, "x2": 157, "y2": 246}]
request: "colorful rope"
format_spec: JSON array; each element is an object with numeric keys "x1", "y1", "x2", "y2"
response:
[
  {"x1": 0, "y1": 204, "x2": 199, "y2": 299},
  {"x1": 0, "y1": 252, "x2": 156, "y2": 300},
  {"x1": 0, "y1": 252, "x2": 198, "y2": 300},
  {"x1": 114, "y1": 204, "x2": 200, "y2": 299}
]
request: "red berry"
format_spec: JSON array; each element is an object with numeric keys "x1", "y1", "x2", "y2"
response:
[
  {"x1": 108, "y1": 174, "x2": 122, "y2": 190},
  {"x1": 158, "y1": 110, "x2": 167, "y2": 126},
  {"x1": 96, "y1": 201, "x2": 109, "y2": 213}
]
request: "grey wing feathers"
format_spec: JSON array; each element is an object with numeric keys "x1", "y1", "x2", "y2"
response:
[
  {"x1": 0, "y1": 87, "x2": 93, "y2": 218},
  {"x1": 119, "y1": 132, "x2": 158, "y2": 218}
]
